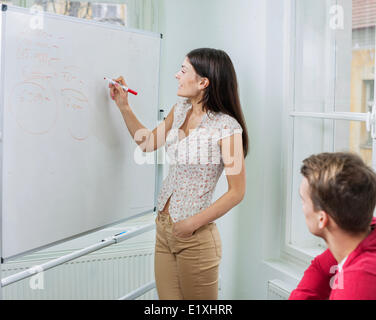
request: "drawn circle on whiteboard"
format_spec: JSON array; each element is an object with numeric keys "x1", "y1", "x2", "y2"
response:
[
  {"x1": 61, "y1": 88, "x2": 90, "y2": 141},
  {"x1": 10, "y1": 82, "x2": 57, "y2": 135}
]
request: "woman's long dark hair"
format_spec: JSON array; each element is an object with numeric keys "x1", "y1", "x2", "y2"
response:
[{"x1": 187, "y1": 48, "x2": 249, "y2": 158}]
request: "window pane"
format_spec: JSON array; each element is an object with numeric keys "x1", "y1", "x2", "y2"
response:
[
  {"x1": 290, "y1": 117, "x2": 332, "y2": 248},
  {"x1": 294, "y1": 0, "x2": 376, "y2": 114},
  {"x1": 335, "y1": 0, "x2": 375, "y2": 113},
  {"x1": 294, "y1": 0, "x2": 335, "y2": 112},
  {"x1": 335, "y1": 119, "x2": 373, "y2": 166}
]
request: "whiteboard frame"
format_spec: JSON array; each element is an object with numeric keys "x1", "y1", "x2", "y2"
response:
[
  {"x1": 0, "y1": 4, "x2": 162, "y2": 262},
  {"x1": 0, "y1": 4, "x2": 7, "y2": 299}
]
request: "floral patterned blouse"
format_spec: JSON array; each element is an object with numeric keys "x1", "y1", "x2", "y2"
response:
[{"x1": 156, "y1": 98, "x2": 243, "y2": 222}]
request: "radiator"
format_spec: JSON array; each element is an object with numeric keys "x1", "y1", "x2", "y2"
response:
[
  {"x1": 1, "y1": 240, "x2": 156, "y2": 300},
  {"x1": 267, "y1": 279, "x2": 294, "y2": 300}
]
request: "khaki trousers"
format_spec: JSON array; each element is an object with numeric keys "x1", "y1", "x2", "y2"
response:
[{"x1": 154, "y1": 211, "x2": 222, "y2": 300}]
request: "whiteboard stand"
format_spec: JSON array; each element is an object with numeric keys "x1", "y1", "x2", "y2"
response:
[{"x1": 0, "y1": 222, "x2": 155, "y2": 289}]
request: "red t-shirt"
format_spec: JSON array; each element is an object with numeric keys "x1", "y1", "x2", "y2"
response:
[{"x1": 289, "y1": 218, "x2": 376, "y2": 300}]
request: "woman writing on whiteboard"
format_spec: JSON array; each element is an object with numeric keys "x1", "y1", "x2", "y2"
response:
[{"x1": 109, "y1": 48, "x2": 248, "y2": 300}]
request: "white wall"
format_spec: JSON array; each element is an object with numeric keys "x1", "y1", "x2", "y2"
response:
[
  {"x1": 158, "y1": 0, "x2": 299, "y2": 299},
  {"x1": 157, "y1": 0, "x2": 257, "y2": 299}
]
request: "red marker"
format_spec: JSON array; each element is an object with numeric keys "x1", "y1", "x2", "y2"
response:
[{"x1": 104, "y1": 77, "x2": 138, "y2": 95}]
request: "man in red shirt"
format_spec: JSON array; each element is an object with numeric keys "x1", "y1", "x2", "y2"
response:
[{"x1": 289, "y1": 152, "x2": 376, "y2": 300}]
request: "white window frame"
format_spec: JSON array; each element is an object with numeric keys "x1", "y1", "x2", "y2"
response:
[{"x1": 282, "y1": 0, "x2": 376, "y2": 264}]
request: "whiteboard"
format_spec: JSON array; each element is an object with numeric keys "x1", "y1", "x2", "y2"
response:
[{"x1": 0, "y1": 5, "x2": 160, "y2": 260}]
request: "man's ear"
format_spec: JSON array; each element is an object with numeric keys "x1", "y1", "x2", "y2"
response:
[{"x1": 318, "y1": 210, "x2": 329, "y2": 230}]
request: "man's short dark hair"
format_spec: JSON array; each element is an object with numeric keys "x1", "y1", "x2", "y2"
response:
[{"x1": 301, "y1": 152, "x2": 376, "y2": 234}]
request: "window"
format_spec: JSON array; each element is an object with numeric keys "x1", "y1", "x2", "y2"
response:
[
  {"x1": 284, "y1": 0, "x2": 376, "y2": 262},
  {"x1": 2, "y1": 0, "x2": 128, "y2": 25},
  {"x1": 1, "y1": 0, "x2": 158, "y2": 32}
]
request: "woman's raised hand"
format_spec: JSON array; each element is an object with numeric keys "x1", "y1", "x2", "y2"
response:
[{"x1": 109, "y1": 76, "x2": 129, "y2": 111}]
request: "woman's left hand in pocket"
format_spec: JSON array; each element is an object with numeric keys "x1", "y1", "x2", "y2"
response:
[{"x1": 173, "y1": 218, "x2": 196, "y2": 238}]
